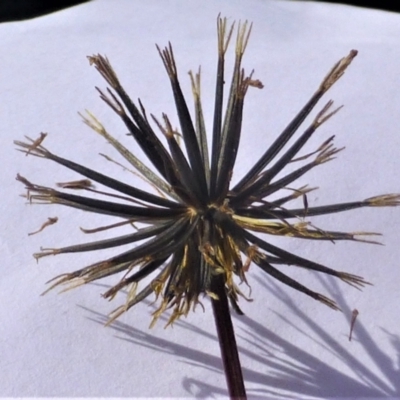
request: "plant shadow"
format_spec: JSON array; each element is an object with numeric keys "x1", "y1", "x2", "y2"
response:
[
  {"x1": 81, "y1": 278, "x2": 399, "y2": 399},
  {"x1": 236, "y1": 275, "x2": 399, "y2": 399}
]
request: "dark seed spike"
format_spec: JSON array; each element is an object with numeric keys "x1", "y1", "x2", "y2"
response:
[
  {"x1": 215, "y1": 73, "x2": 247, "y2": 203},
  {"x1": 198, "y1": 218, "x2": 214, "y2": 292},
  {"x1": 236, "y1": 194, "x2": 378, "y2": 220},
  {"x1": 89, "y1": 56, "x2": 184, "y2": 195},
  {"x1": 232, "y1": 163, "x2": 315, "y2": 207},
  {"x1": 111, "y1": 215, "x2": 200, "y2": 268},
  {"x1": 152, "y1": 113, "x2": 205, "y2": 207},
  {"x1": 240, "y1": 145, "x2": 343, "y2": 206},
  {"x1": 151, "y1": 114, "x2": 197, "y2": 202},
  {"x1": 156, "y1": 44, "x2": 208, "y2": 197},
  {"x1": 290, "y1": 135, "x2": 335, "y2": 163},
  {"x1": 74, "y1": 218, "x2": 190, "y2": 272},
  {"x1": 233, "y1": 92, "x2": 325, "y2": 194},
  {"x1": 75, "y1": 261, "x2": 141, "y2": 285},
  {"x1": 104, "y1": 96, "x2": 173, "y2": 182},
  {"x1": 163, "y1": 245, "x2": 185, "y2": 301},
  {"x1": 79, "y1": 186, "x2": 151, "y2": 207},
  {"x1": 224, "y1": 216, "x2": 362, "y2": 283},
  {"x1": 210, "y1": 17, "x2": 235, "y2": 199},
  {"x1": 272, "y1": 195, "x2": 400, "y2": 218},
  {"x1": 231, "y1": 100, "x2": 338, "y2": 204},
  {"x1": 17, "y1": 140, "x2": 183, "y2": 209},
  {"x1": 233, "y1": 51, "x2": 357, "y2": 193},
  {"x1": 38, "y1": 223, "x2": 172, "y2": 256},
  {"x1": 78, "y1": 112, "x2": 179, "y2": 200},
  {"x1": 138, "y1": 98, "x2": 151, "y2": 125},
  {"x1": 112, "y1": 105, "x2": 193, "y2": 204},
  {"x1": 27, "y1": 186, "x2": 185, "y2": 220},
  {"x1": 43, "y1": 258, "x2": 134, "y2": 288},
  {"x1": 96, "y1": 86, "x2": 168, "y2": 165},
  {"x1": 199, "y1": 258, "x2": 212, "y2": 296},
  {"x1": 216, "y1": 22, "x2": 253, "y2": 194},
  {"x1": 79, "y1": 219, "x2": 135, "y2": 234},
  {"x1": 264, "y1": 200, "x2": 380, "y2": 218},
  {"x1": 257, "y1": 186, "x2": 318, "y2": 209},
  {"x1": 241, "y1": 227, "x2": 369, "y2": 287},
  {"x1": 95, "y1": 86, "x2": 124, "y2": 115},
  {"x1": 87, "y1": 54, "x2": 118, "y2": 86},
  {"x1": 189, "y1": 68, "x2": 210, "y2": 190},
  {"x1": 237, "y1": 218, "x2": 381, "y2": 243},
  {"x1": 255, "y1": 258, "x2": 340, "y2": 310},
  {"x1": 181, "y1": 235, "x2": 203, "y2": 307},
  {"x1": 228, "y1": 293, "x2": 245, "y2": 315},
  {"x1": 236, "y1": 205, "x2": 299, "y2": 224},
  {"x1": 98, "y1": 153, "x2": 166, "y2": 199}
]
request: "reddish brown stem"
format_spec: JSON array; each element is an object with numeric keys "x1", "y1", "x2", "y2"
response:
[{"x1": 211, "y1": 275, "x2": 247, "y2": 399}]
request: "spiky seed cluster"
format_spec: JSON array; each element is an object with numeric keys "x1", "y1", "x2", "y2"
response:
[{"x1": 16, "y1": 18, "x2": 400, "y2": 326}]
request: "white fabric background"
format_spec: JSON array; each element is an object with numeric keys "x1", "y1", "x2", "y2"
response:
[{"x1": 1, "y1": 0, "x2": 399, "y2": 398}]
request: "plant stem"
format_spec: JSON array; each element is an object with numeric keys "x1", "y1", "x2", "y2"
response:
[{"x1": 211, "y1": 274, "x2": 247, "y2": 399}]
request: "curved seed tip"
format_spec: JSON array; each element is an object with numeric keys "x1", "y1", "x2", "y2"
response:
[
  {"x1": 339, "y1": 272, "x2": 372, "y2": 289},
  {"x1": 320, "y1": 49, "x2": 358, "y2": 92},
  {"x1": 313, "y1": 101, "x2": 343, "y2": 128},
  {"x1": 318, "y1": 294, "x2": 341, "y2": 311},
  {"x1": 315, "y1": 145, "x2": 344, "y2": 164},
  {"x1": 349, "y1": 49, "x2": 358, "y2": 58},
  {"x1": 16, "y1": 173, "x2": 34, "y2": 187},
  {"x1": 79, "y1": 109, "x2": 105, "y2": 133},
  {"x1": 87, "y1": 54, "x2": 120, "y2": 88},
  {"x1": 87, "y1": 55, "x2": 97, "y2": 65},
  {"x1": 217, "y1": 16, "x2": 235, "y2": 55},
  {"x1": 87, "y1": 54, "x2": 107, "y2": 67},
  {"x1": 41, "y1": 273, "x2": 73, "y2": 295},
  {"x1": 352, "y1": 232, "x2": 383, "y2": 246},
  {"x1": 45, "y1": 273, "x2": 72, "y2": 285},
  {"x1": 156, "y1": 43, "x2": 177, "y2": 78},
  {"x1": 24, "y1": 133, "x2": 47, "y2": 156},
  {"x1": 188, "y1": 68, "x2": 204, "y2": 100},
  {"x1": 235, "y1": 20, "x2": 252, "y2": 57},
  {"x1": 102, "y1": 285, "x2": 119, "y2": 300},
  {"x1": 105, "y1": 306, "x2": 126, "y2": 327},
  {"x1": 59, "y1": 278, "x2": 86, "y2": 294},
  {"x1": 366, "y1": 194, "x2": 400, "y2": 207},
  {"x1": 14, "y1": 137, "x2": 49, "y2": 159},
  {"x1": 33, "y1": 248, "x2": 61, "y2": 260}
]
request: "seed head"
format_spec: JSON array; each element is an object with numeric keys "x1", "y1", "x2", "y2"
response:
[{"x1": 15, "y1": 17, "x2": 400, "y2": 329}]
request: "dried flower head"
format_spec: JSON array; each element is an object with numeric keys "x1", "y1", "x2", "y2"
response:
[{"x1": 15, "y1": 17, "x2": 400, "y2": 398}]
